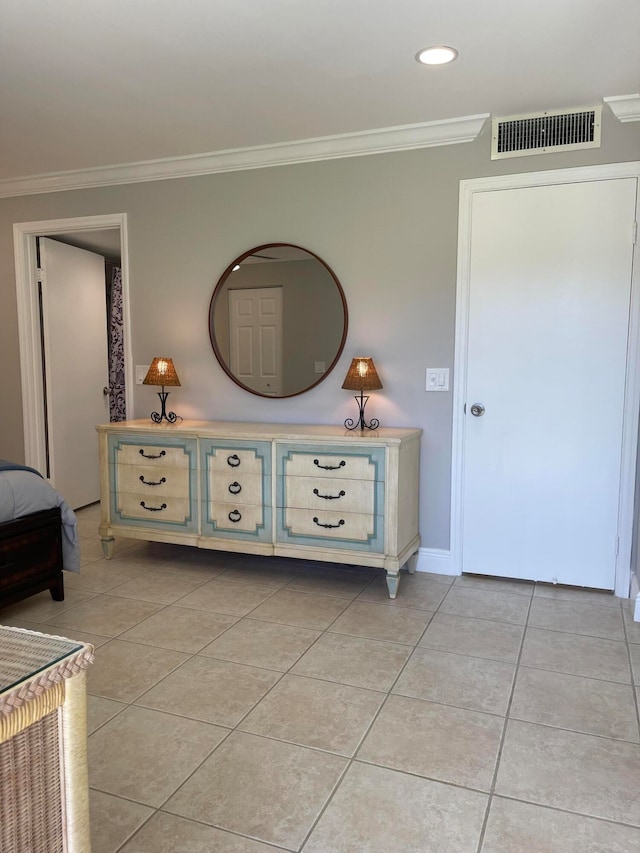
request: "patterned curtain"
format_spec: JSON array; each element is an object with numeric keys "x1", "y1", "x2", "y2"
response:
[{"x1": 108, "y1": 266, "x2": 127, "y2": 421}]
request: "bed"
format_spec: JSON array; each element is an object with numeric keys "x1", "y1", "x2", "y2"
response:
[{"x1": 0, "y1": 461, "x2": 80, "y2": 609}]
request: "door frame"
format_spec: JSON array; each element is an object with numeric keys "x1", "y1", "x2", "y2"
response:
[
  {"x1": 13, "y1": 213, "x2": 133, "y2": 480},
  {"x1": 451, "y1": 162, "x2": 640, "y2": 598}
]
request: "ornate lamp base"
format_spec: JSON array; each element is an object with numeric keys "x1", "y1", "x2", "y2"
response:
[
  {"x1": 344, "y1": 392, "x2": 380, "y2": 431},
  {"x1": 150, "y1": 390, "x2": 179, "y2": 424}
]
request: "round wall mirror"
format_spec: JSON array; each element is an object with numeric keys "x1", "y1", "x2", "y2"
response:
[{"x1": 209, "y1": 244, "x2": 348, "y2": 398}]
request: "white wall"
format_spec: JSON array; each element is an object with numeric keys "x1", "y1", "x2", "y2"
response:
[{"x1": 1, "y1": 113, "x2": 639, "y2": 557}]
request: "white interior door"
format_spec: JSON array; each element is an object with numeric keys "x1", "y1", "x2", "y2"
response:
[
  {"x1": 462, "y1": 178, "x2": 637, "y2": 589},
  {"x1": 229, "y1": 287, "x2": 283, "y2": 395},
  {"x1": 39, "y1": 237, "x2": 109, "y2": 509}
]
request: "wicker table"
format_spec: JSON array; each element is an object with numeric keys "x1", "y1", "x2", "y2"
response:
[{"x1": 0, "y1": 625, "x2": 95, "y2": 852}]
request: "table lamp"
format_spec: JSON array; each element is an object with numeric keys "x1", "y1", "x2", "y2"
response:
[
  {"x1": 143, "y1": 357, "x2": 181, "y2": 424},
  {"x1": 342, "y1": 357, "x2": 382, "y2": 431}
]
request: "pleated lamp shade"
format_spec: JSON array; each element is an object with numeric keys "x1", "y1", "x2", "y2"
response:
[
  {"x1": 143, "y1": 358, "x2": 181, "y2": 387},
  {"x1": 341, "y1": 357, "x2": 382, "y2": 391}
]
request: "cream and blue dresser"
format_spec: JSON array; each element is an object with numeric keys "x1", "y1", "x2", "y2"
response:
[{"x1": 97, "y1": 420, "x2": 420, "y2": 597}]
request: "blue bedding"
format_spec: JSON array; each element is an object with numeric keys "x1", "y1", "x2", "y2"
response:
[{"x1": 0, "y1": 461, "x2": 80, "y2": 573}]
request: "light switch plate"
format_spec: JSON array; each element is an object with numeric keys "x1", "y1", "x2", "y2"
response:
[
  {"x1": 136, "y1": 364, "x2": 150, "y2": 385},
  {"x1": 314, "y1": 361, "x2": 326, "y2": 374},
  {"x1": 426, "y1": 368, "x2": 449, "y2": 391}
]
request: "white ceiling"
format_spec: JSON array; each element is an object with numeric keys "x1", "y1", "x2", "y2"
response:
[{"x1": 1, "y1": 0, "x2": 638, "y2": 182}]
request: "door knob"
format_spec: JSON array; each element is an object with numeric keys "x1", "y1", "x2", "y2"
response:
[
  {"x1": 103, "y1": 386, "x2": 111, "y2": 396},
  {"x1": 470, "y1": 403, "x2": 485, "y2": 417}
]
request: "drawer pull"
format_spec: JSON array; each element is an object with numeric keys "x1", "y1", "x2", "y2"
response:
[
  {"x1": 139, "y1": 475, "x2": 167, "y2": 487},
  {"x1": 313, "y1": 488, "x2": 346, "y2": 501},
  {"x1": 314, "y1": 459, "x2": 346, "y2": 471},
  {"x1": 228, "y1": 509, "x2": 242, "y2": 523},
  {"x1": 228, "y1": 481, "x2": 242, "y2": 495},
  {"x1": 139, "y1": 449, "x2": 166, "y2": 460},
  {"x1": 140, "y1": 501, "x2": 167, "y2": 512},
  {"x1": 227, "y1": 454, "x2": 241, "y2": 468},
  {"x1": 313, "y1": 516, "x2": 345, "y2": 529}
]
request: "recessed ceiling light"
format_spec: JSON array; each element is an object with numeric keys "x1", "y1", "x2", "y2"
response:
[{"x1": 415, "y1": 46, "x2": 458, "y2": 66}]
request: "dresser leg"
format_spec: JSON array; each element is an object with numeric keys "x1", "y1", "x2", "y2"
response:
[
  {"x1": 385, "y1": 570, "x2": 400, "y2": 599},
  {"x1": 406, "y1": 552, "x2": 418, "y2": 574},
  {"x1": 101, "y1": 537, "x2": 115, "y2": 559}
]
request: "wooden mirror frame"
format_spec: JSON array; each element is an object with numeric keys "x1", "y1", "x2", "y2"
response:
[{"x1": 209, "y1": 243, "x2": 348, "y2": 398}]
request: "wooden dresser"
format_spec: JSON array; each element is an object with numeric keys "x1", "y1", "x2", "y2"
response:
[{"x1": 97, "y1": 420, "x2": 421, "y2": 597}]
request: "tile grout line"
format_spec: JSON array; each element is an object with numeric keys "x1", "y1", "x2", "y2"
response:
[
  {"x1": 146, "y1": 574, "x2": 371, "y2": 853},
  {"x1": 296, "y1": 574, "x2": 529, "y2": 847},
  {"x1": 300, "y1": 582, "x2": 492, "y2": 851},
  {"x1": 13, "y1": 524, "x2": 639, "y2": 849},
  {"x1": 278, "y1": 572, "x2": 439, "y2": 850},
  {"x1": 484, "y1": 791, "x2": 640, "y2": 832},
  {"x1": 90, "y1": 572, "x2": 640, "y2": 849},
  {"x1": 96, "y1": 566, "x2": 375, "y2": 852},
  {"x1": 473, "y1": 586, "x2": 535, "y2": 853},
  {"x1": 75, "y1": 534, "x2": 248, "y2": 851},
  {"x1": 298, "y1": 576, "x2": 446, "y2": 850},
  {"x1": 84, "y1": 565, "x2": 361, "y2": 737}
]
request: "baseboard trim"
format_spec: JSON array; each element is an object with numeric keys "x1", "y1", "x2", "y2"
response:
[{"x1": 415, "y1": 547, "x2": 458, "y2": 577}]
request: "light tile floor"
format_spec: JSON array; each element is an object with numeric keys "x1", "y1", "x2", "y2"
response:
[{"x1": 2, "y1": 502, "x2": 640, "y2": 851}]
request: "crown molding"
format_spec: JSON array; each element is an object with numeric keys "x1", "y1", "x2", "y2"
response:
[
  {"x1": 0, "y1": 114, "x2": 489, "y2": 199},
  {"x1": 604, "y1": 94, "x2": 640, "y2": 123}
]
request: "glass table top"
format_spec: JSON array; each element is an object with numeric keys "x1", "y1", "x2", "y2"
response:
[{"x1": 0, "y1": 625, "x2": 83, "y2": 695}]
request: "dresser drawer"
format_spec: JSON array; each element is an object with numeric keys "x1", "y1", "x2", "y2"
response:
[
  {"x1": 278, "y1": 475, "x2": 375, "y2": 514},
  {"x1": 112, "y1": 442, "x2": 194, "y2": 468},
  {"x1": 208, "y1": 472, "x2": 263, "y2": 506},
  {"x1": 283, "y1": 450, "x2": 379, "y2": 481},
  {"x1": 202, "y1": 441, "x2": 271, "y2": 483},
  {"x1": 115, "y1": 492, "x2": 192, "y2": 524},
  {"x1": 114, "y1": 463, "x2": 189, "y2": 498},
  {"x1": 281, "y1": 507, "x2": 383, "y2": 546},
  {"x1": 206, "y1": 502, "x2": 266, "y2": 534},
  {"x1": 206, "y1": 447, "x2": 264, "y2": 475}
]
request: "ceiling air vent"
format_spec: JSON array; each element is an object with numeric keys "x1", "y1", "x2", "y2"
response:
[{"x1": 491, "y1": 106, "x2": 601, "y2": 159}]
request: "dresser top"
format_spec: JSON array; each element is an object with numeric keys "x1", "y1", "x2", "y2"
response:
[{"x1": 97, "y1": 419, "x2": 421, "y2": 444}]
